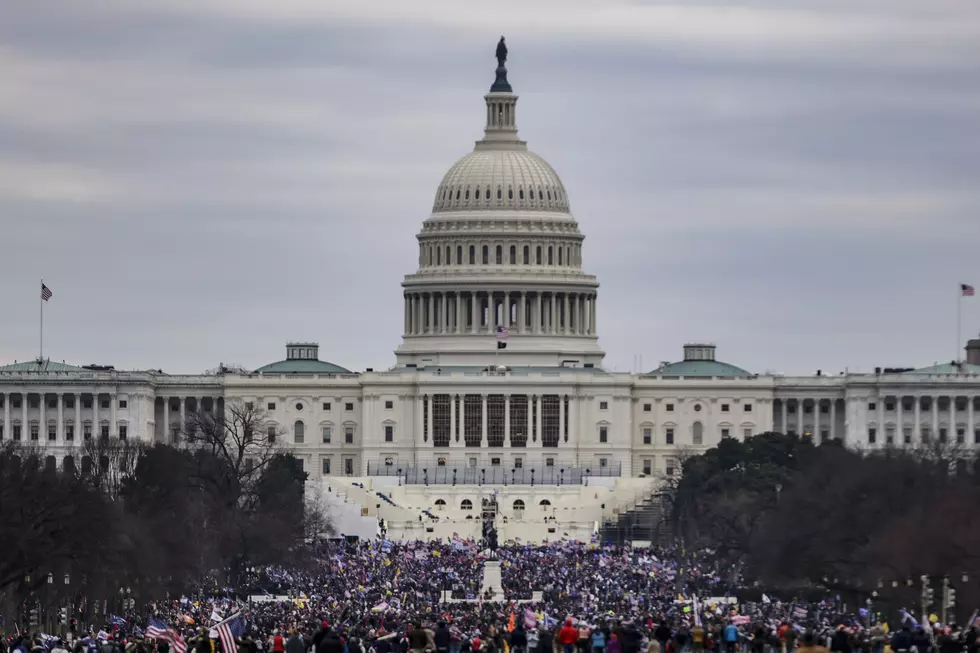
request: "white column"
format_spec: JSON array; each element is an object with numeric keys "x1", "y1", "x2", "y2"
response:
[
  {"x1": 779, "y1": 400, "x2": 787, "y2": 433},
  {"x1": 458, "y1": 395, "x2": 466, "y2": 444},
  {"x1": 796, "y1": 399, "x2": 803, "y2": 435},
  {"x1": 969, "y1": 397, "x2": 975, "y2": 446},
  {"x1": 562, "y1": 294, "x2": 570, "y2": 334},
  {"x1": 913, "y1": 396, "x2": 921, "y2": 444},
  {"x1": 516, "y1": 292, "x2": 524, "y2": 334},
  {"x1": 450, "y1": 394, "x2": 457, "y2": 446},
  {"x1": 39, "y1": 394, "x2": 46, "y2": 442},
  {"x1": 471, "y1": 292, "x2": 478, "y2": 333},
  {"x1": 57, "y1": 393, "x2": 64, "y2": 442},
  {"x1": 162, "y1": 397, "x2": 170, "y2": 443},
  {"x1": 535, "y1": 395, "x2": 543, "y2": 446},
  {"x1": 427, "y1": 294, "x2": 434, "y2": 334},
  {"x1": 896, "y1": 396, "x2": 904, "y2": 446},
  {"x1": 504, "y1": 291, "x2": 511, "y2": 329},
  {"x1": 22, "y1": 393, "x2": 28, "y2": 439},
  {"x1": 110, "y1": 393, "x2": 117, "y2": 437},
  {"x1": 74, "y1": 394, "x2": 81, "y2": 442},
  {"x1": 179, "y1": 397, "x2": 186, "y2": 439},
  {"x1": 951, "y1": 395, "x2": 957, "y2": 442},
  {"x1": 504, "y1": 395, "x2": 511, "y2": 445},
  {"x1": 592, "y1": 295, "x2": 598, "y2": 334},
  {"x1": 481, "y1": 395, "x2": 488, "y2": 445},
  {"x1": 424, "y1": 394, "x2": 431, "y2": 443},
  {"x1": 416, "y1": 395, "x2": 424, "y2": 445},
  {"x1": 456, "y1": 293, "x2": 463, "y2": 334},
  {"x1": 932, "y1": 395, "x2": 939, "y2": 440},
  {"x1": 877, "y1": 396, "x2": 885, "y2": 447},
  {"x1": 567, "y1": 396, "x2": 575, "y2": 446},
  {"x1": 814, "y1": 399, "x2": 820, "y2": 441},
  {"x1": 550, "y1": 293, "x2": 557, "y2": 334},
  {"x1": 829, "y1": 400, "x2": 836, "y2": 439},
  {"x1": 445, "y1": 292, "x2": 452, "y2": 333},
  {"x1": 404, "y1": 296, "x2": 410, "y2": 335},
  {"x1": 535, "y1": 293, "x2": 542, "y2": 334},
  {"x1": 3, "y1": 393, "x2": 9, "y2": 441}
]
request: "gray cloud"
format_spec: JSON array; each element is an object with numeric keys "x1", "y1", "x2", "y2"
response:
[{"x1": 1, "y1": 0, "x2": 979, "y2": 376}]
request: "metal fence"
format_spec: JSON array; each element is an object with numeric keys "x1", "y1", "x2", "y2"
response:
[{"x1": 364, "y1": 461, "x2": 622, "y2": 484}]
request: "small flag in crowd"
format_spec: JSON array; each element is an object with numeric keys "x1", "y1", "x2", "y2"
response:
[
  {"x1": 962, "y1": 283, "x2": 975, "y2": 297},
  {"x1": 496, "y1": 325, "x2": 509, "y2": 340},
  {"x1": 147, "y1": 618, "x2": 187, "y2": 653},
  {"x1": 41, "y1": 283, "x2": 53, "y2": 301},
  {"x1": 215, "y1": 612, "x2": 244, "y2": 653},
  {"x1": 110, "y1": 615, "x2": 127, "y2": 627}
]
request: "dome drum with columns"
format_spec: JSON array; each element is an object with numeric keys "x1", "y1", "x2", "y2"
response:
[{"x1": 396, "y1": 53, "x2": 603, "y2": 367}]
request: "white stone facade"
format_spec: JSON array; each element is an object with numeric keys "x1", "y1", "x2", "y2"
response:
[{"x1": 3, "y1": 56, "x2": 980, "y2": 482}]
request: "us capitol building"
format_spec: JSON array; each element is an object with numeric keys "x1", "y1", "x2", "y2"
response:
[{"x1": 3, "y1": 46, "x2": 980, "y2": 500}]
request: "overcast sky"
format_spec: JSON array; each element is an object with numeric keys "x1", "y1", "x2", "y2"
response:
[{"x1": 2, "y1": 0, "x2": 980, "y2": 375}]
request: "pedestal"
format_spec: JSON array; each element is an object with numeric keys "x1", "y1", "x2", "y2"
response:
[{"x1": 481, "y1": 560, "x2": 505, "y2": 601}]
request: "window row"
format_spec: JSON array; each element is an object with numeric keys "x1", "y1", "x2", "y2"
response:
[
  {"x1": 261, "y1": 401, "x2": 357, "y2": 412},
  {"x1": 642, "y1": 402, "x2": 754, "y2": 413},
  {"x1": 0, "y1": 397, "x2": 128, "y2": 409},
  {"x1": 0, "y1": 421, "x2": 127, "y2": 441},
  {"x1": 639, "y1": 423, "x2": 754, "y2": 446},
  {"x1": 420, "y1": 242, "x2": 581, "y2": 268},
  {"x1": 289, "y1": 421, "x2": 366, "y2": 444},
  {"x1": 319, "y1": 457, "x2": 357, "y2": 476},
  {"x1": 866, "y1": 426, "x2": 980, "y2": 446},
  {"x1": 434, "y1": 183, "x2": 566, "y2": 211}
]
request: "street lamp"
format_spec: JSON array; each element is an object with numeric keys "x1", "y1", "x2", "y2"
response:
[
  {"x1": 64, "y1": 574, "x2": 70, "y2": 585},
  {"x1": 559, "y1": 468, "x2": 564, "y2": 486},
  {"x1": 481, "y1": 468, "x2": 486, "y2": 486},
  {"x1": 397, "y1": 468, "x2": 402, "y2": 486},
  {"x1": 530, "y1": 468, "x2": 535, "y2": 487},
  {"x1": 452, "y1": 468, "x2": 457, "y2": 486},
  {"x1": 47, "y1": 574, "x2": 53, "y2": 584},
  {"x1": 585, "y1": 468, "x2": 591, "y2": 486}
]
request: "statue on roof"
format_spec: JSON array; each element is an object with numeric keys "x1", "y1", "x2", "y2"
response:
[{"x1": 495, "y1": 36, "x2": 507, "y2": 68}]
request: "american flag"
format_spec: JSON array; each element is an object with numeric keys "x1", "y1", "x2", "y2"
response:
[
  {"x1": 496, "y1": 326, "x2": 509, "y2": 340},
  {"x1": 41, "y1": 283, "x2": 53, "y2": 301},
  {"x1": 215, "y1": 612, "x2": 244, "y2": 653},
  {"x1": 963, "y1": 283, "x2": 975, "y2": 297},
  {"x1": 146, "y1": 618, "x2": 187, "y2": 653}
]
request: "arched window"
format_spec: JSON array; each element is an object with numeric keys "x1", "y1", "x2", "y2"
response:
[
  {"x1": 435, "y1": 499, "x2": 447, "y2": 511},
  {"x1": 497, "y1": 187, "x2": 502, "y2": 200},
  {"x1": 461, "y1": 499, "x2": 473, "y2": 510},
  {"x1": 436, "y1": 248, "x2": 441, "y2": 265},
  {"x1": 457, "y1": 245, "x2": 463, "y2": 264},
  {"x1": 513, "y1": 499, "x2": 526, "y2": 511},
  {"x1": 486, "y1": 188, "x2": 491, "y2": 200},
  {"x1": 482, "y1": 245, "x2": 489, "y2": 265},
  {"x1": 455, "y1": 189, "x2": 460, "y2": 200},
  {"x1": 63, "y1": 456, "x2": 75, "y2": 474},
  {"x1": 523, "y1": 245, "x2": 529, "y2": 264},
  {"x1": 445, "y1": 245, "x2": 450, "y2": 265},
  {"x1": 692, "y1": 421, "x2": 703, "y2": 446},
  {"x1": 294, "y1": 420, "x2": 305, "y2": 444},
  {"x1": 536, "y1": 246, "x2": 542, "y2": 265},
  {"x1": 509, "y1": 245, "x2": 516, "y2": 264},
  {"x1": 428, "y1": 246, "x2": 433, "y2": 265},
  {"x1": 508, "y1": 188, "x2": 513, "y2": 200},
  {"x1": 558, "y1": 248, "x2": 563, "y2": 266},
  {"x1": 495, "y1": 245, "x2": 502, "y2": 264},
  {"x1": 529, "y1": 189, "x2": 534, "y2": 200},
  {"x1": 469, "y1": 245, "x2": 476, "y2": 265},
  {"x1": 539, "y1": 499, "x2": 551, "y2": 507},
  {"x1": 519, "y1": 188, "x2": 525, "y2": 200},
  {"x1": 548, "y1": 246, "x2": 554, "y2": 265},
  {"x1": 81, "y1": 455, "x2": 92, "y2": 474},
  {"x1": 464, "y1": 189, "x2": 470, "y2": 200},
  {"x1": 547, "y1": 190, "x2": 552, "y2": 200}
]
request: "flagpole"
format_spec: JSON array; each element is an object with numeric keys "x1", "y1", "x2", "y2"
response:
[
  {"x1": 40, "y1": 278, "x2": 44, "y2": 361},
  {"x1": 957, "y1": 284, "x2": 962, "y2": 363}
]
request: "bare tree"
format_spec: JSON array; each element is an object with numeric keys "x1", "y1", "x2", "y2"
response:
[
  {"x1": 304, "y1": 480, "x2": 336, "y2": 547},
  {"x1": 69, "y1": 435, "x2": 145, "y2": 496}
]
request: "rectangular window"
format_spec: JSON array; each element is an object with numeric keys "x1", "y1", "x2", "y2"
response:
[
  {"x1": 868, "y1": 427, "x2": 877, "y2": 444},
  {"x1": 294, "y1": 424, "x2": 304, "y2": 444},
  {"x1": 788, "y1": 405, "x2": 796, "y2": 414},
  {"x1": 0, "y1": 424, "x2": 3, "y2": 440},
  {"x1": 956, "y1": 428, "x2": 966, "y2": 444},
  {"x1": 322, "y1": 458, "x2": 331, "y2": 475},
  {"x1": 345, "y1": 402, "x2": 354, "y2": 411},
  {"x1": 267, "y1": 426, "x2": 277, "y2": 443},
  {"x1": 491, "y1": 457, "x2": 501, "y2": 466},
  {"x1": 514, "y1": 458, "x2": 523, "y2": 468},
  {"x1": 921, "y1": 427, "x2": 930, "y2": 442},
  {"x1": 545, "y1": 458, "x2": 555, "y2": 467},
  {"x1": 31, "y1": 424, "x2": 39, "y2": 441},
  {"x1": 30, "y1": 399, "x2": 38, "y2": 409},
  {"x1": 267, "y1": 402, "x2": 276, "y2": 410},
  {"x1": 868, "y1": 402, "x2": 876, "y2": 411},
  {"x1": 643, "y1": 428, "x2": 652, "y2": 445},
  {"x1": 599, "y1": 401, "x2": 608, "y2": 410},
  {"x1": 384, "y1": 425, "x2": 394, "y2": 442},
  {"x1": 939, "y1": 427, "x2": 948, "y2": 443},
  {"x1": 643, "y1": 403, "x2": 652, "y2": 412},
  {"x1": 322, "y1": 427, "x2": 331, "y2": 443},
  {"x1": 47, "y1": 425, "x2": 56, "y2": 441},
  {"x1": 642, "y1": 459, "x2": 652, "y2": 475},
  {"x1": 13, "y1": 399, "x2": 21, "y2": 408},
  {"x1": 66, "y1": 398, "x2": 75, "y2": 409},
  {"x1": 744, "y1": 428, "x2": 753, "y2": 439},
  {"x1": 13, "y1": 425, "x2": 22, "y2": 441},
  {"x1": 721, "y1": 428, "x2": 730, "y2": 439},
  {"x1": 101, "y1": 400, "x2": 109, "y2": 409},
  {"x1": 599, "y1": 426, "x2": 608, "y2": 443},
  {"x1": 904, "y1": 427, "x2": 912, "y2": 445},
  {"x1": 322, "y1": 402, "x2": 331, "y2": 410},
  {"x1": 666, "y1": 403, "x2": 674, "y2": 412},
  {"x1": 245, "y1": 401, "x2": 254, "y2": 410},
  {"x1": 436, "y1": 457, "x2": 446, "y2": 467},
  {"x1": 665, "y1": 460, "x2": 675, "y2": 477},
  {"x1": 101, "y1": 424, "x2": 109, "y2": 438},
  {"x1": 119, "y1": 400, "x2": 127, "y2": 409},
  {"x1": 599, "y1": 458, "x2": 608, "y2": 468},
  {"x1": 885, "y1": 402, "x2": 894, "y2": 411},
  {"x1": 385, "y1": 400, "x2": 394, "y2": 409},
  {"x1": 83, "y1": 424, "x2": 92, "y2": 440},
  {"x1": 344, "y1": 458, "x2": 354, "y2": 475},
  {"x1": 469, "y1": 457, "x2": 478, "y2": 467},
  {"x1": 721, "y1": 404, "x2": 730, "y2": 413},
  {"x1": 48, "y1": 400, "x2": 57, "y2": 409},
  {"x1": 744, "y1": 403, "x2": 753, "y2": 412},
  {"x1": 345, "y1": 427, "x2": 354, "y2": 444},
  {"x1": 119, "y1": 425, "x2": 127, "y2": 440},
  {"x1": 665, "y1": 428, "x2": 674, "y2": 445}
]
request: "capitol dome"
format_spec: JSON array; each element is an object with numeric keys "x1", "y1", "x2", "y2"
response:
[{"x1": 432, "y1": 150, "x2": 570, "y2": 213}]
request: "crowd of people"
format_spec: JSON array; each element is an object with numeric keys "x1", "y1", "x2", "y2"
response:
[{"x1": 3, "y1": 540, "x2": 979, "y2": 653}]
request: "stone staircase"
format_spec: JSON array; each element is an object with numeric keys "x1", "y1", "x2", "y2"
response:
[{"x1": 599, "y1": 492, "x2": 667, "y2": 546}]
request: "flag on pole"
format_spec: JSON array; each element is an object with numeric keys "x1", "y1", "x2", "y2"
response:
[
  {"x1": 962, "y1": 284, "x2": 975, "y2": 297},
  {"x1": 146, "y1": 618, "x2": 187, "y2": 653},
  {"x1": 496, "y1": 326, "x2": 509, "y2": 340},
  {"x1": 215, "y1": 612, "x2": 244, "y2": 653},
  {"x1": 41, "y1": 283, "x2": 53, "y2": 301}
]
